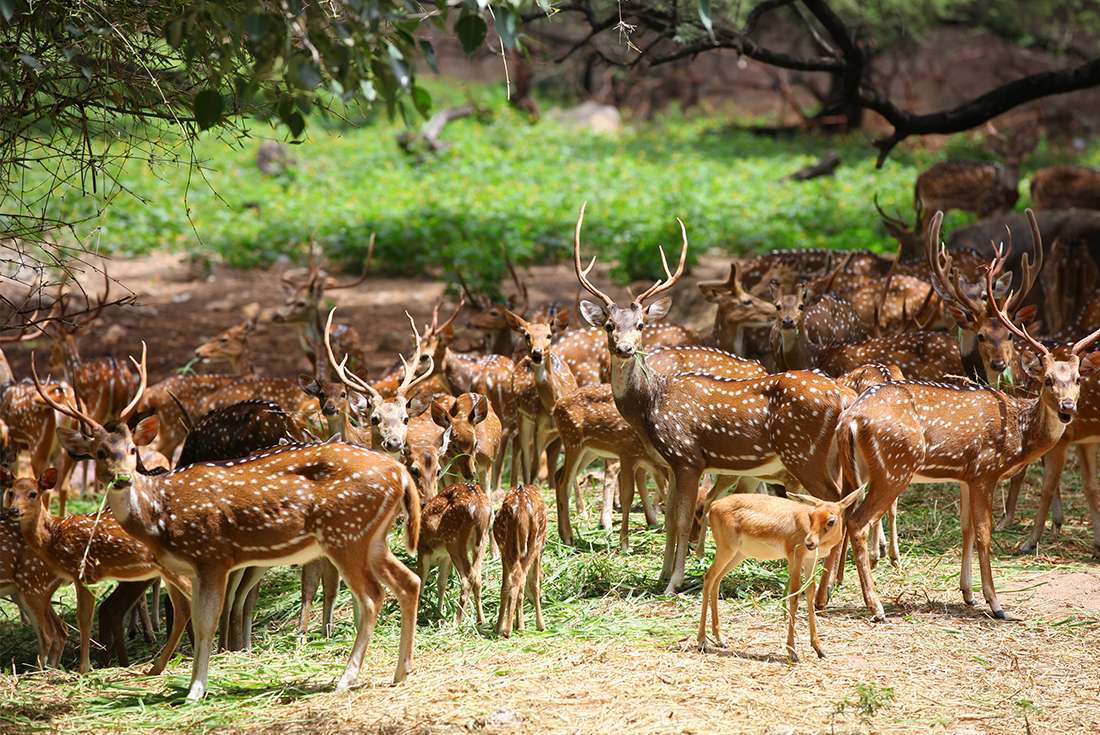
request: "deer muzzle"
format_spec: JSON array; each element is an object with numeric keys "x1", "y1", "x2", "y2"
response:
[{"x1": 1058, "y1": 400, "x2": 1077, "y2": 423}]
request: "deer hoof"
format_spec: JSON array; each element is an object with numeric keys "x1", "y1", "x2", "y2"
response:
[
  {"x1": 992, "y1": 608, "x2": 1008, "y2": 621},
  {"x1": 1015, "y1": 541, "x2": 1036, "y2": 555},
  {"x1": 787, "y1": 649, "x2": 800, "y2": 664},
  {"x1": 813, "y1": 646, "x2": 826, "y2": 659}
]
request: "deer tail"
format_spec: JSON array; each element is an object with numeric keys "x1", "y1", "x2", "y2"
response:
[{"x1": 835, "y1": 409, "x2": 861, "y2": 496}]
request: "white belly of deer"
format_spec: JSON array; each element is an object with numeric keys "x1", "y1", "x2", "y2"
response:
[
  {"x1": 734, "y1": 536, "x2": 788, "y2": 562},
  {"x1": 706, "y1": 456, "x2": 783, "y2": 477}
]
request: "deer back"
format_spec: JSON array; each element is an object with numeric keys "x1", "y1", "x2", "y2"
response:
[
  {"x1": 418, "y1": 482, "x2": 492, "y2": 554},
  {"x1": 492, "y1": 484, "x2": 547, "y2": 565},
  {"x1": 177, "y1": 399, "x2": 308, "y2": 468},
  {"x1": 1030, "y1": 165, "x2": 1100, "y2": 211}
]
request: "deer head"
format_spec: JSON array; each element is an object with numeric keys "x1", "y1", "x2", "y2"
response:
[
  {"x1": 194, "y1": 303, "x2": 262, "y2": 370},
  {"x1": 430, "y1": 393, "x2": 490, "y2": 477},
  {"x1": 770, "y1": 281, "x2": 808, "y2": 334},
  {"x1": 572, "y1": 202, "x2": 686, "y2": 359},
  {"x1": 3, "y1": 468, "x2": 57, "y2": 527},
  {"x1": 697, "y1": 263, "x2": 777, "y2": 324},
  {"x1": 274, "y1": 239, "x2": 372, "y2": 324},
  {"x1": 788, "y1": 489, "x2": 863, "y2": 552},
  {"x1": 325, "y1": 309, "x2": 433, "y2": 454},
  {"x1": 503, "y1": 308, "x2": 567, "y2": 365}
]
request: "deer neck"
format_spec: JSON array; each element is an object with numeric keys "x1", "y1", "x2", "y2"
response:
[
  {"x1": 105, "y1": 475, "x2": 164, "y2": 545},
  {"x1": 18, "y1": 508, "x2": 54, "y2": 556},
  {"x1": 0, "y1": 349, "x2": 14, "y2": 387},
  {"x1": 609, "y1": 350, "x2": 666, "y2": 428},
  {"x1": 488, "y1": 328, "x2": 513, "y2": 356},
  {"x1": 441, "y1": 348, "x2": 477, "y2": 394},
  {"x1": 232, "y1": 351, "x2": 255, "y2": 376},
  {"x1": 1016, "y1": 393, "x2": 1068, "y2": 468}
]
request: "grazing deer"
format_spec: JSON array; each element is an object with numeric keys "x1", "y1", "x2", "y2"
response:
[
  {"x1": 552, "y1": 323, "x2": 700, "y2": 387},
  {"x1": 830, "y1": 241, "x2": 1100, "y2": 620},
  {"x1": 927, "y1": 211, "x2": 1043, "y2": 385},
  {"x1": 193, "y1": 303, "x2": 263, "y2": 375},
  {"x1": 697, "y1": 263, "x2": 776, "y2": 355},
  {"x1": 916, "y1": 160, "x2": 1020, "y2": 233},
  {"x1": 572, "y1": 204, "x2": 850, "y2": 592},
  {"x1": 1030, "y1": 165, "x2": 1100, "y2": 211},
  {"x1": 416, "y1": 482, "x2": 492, "y2": 625},
  {"x1": 698, "y1": 490, "x2": 862, "y2": 660},
  {"x1": 493, "y1": 484, "x2": 547, "y2": 638},
  {"x1": 0, "y1": 505, "x2": 66, "y2": 668},
  {"x1": 430, "y1": 393, "x2": 503, "y2": 498},
  {"x1": 4, "y1": 468, "x2": 192, "y2": 675},
  {"x1": 272, "y1": 240, "x2": 371, "y2": 377},
  {"x1": 35, "y1": 345, "x2": 422, "y2": 700}
]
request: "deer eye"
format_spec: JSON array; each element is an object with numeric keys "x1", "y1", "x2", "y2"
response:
[
  {"x1": 1045, "y1": 377, "x2": 1054, "y2": 387},
  {"x1": 29, "y1": 491, "x2": 37, "y2": 500},
  {"x1": 604, "y1": 322, "x2": 614, "y2": 333},
  {"x1": 410, "y1": 466, "x2": 421, "y2": 478},
  {"x1": 741, "y1": 298, "x2": 752, "y2": 306},
  {"x1": 370, "y1": 415, "x2": 380, "y2": 425},
  {"x1": 826, "y1": 517, "x2": 836, "y2": 528}
]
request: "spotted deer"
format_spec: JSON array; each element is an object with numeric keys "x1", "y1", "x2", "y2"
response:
[
  {"x1": 193, "y1": 303, "x2": 263, "y2": 375},
  {"x1": 4, "y1": 468, "x2": 192, "y2": 675},
  {"x1": 272, "y1": 240, "x2": 371, "y2": 377},
  {"x1": 416, "y1": 482, "x2": 492, "y2": 626},
  {"x1": 0, "y1": 505, "x2": 66, "y2": 667},
  {"x1": 916, "y1": 160, "x2": 1020, "y2": 233},
  {"x1": 815, "y1": 330, "x2": 963, "y2": 381},
  {"x1": 493, "y1": 484, "x2": 547, "y2": 638},
  {"x1": 429, "y1": 393, "x2": 503, "y2": 496},
  {"x1": 698, "y1": 490, "x2": 862, "y2": 660},
  {"x1": 572, "y1": 204, "x2": 850, "y2": 592},
  {"x1": 767, "y1": 283, "x2": 868, "y2": 372},
  {"x1": 927, "y1": 210, "x2": 1043, "y2": 385},
  {"x1": 829, "y1": 258, "x2": 1100, "y2": 620},
  {"x1": 36, "y1": 345, "x2": 422, "y2": 700},
  {"x1": 552, "y1": 322, "x2": 700, "y2": 387},
  {"x1": 697, "y1": 263, "x2": 776, "y2": 355},
  {"x1": 1030, "y1": 165, "x2": 1100, "y2": 211}
]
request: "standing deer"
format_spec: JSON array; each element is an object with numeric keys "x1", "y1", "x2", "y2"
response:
[
  {"x1": 429, "y1": 393, "x2": 503, "y2": 498},
  {"x1": 35, "y1": 344, "x2": 421, "y2": 701},
  {"x1": 493, "y1": 484, "x2": 547, "y2": 638},
  {"x1": 698, "y1": 490, "x2": 861, "y2": 660},
  {"x1": 571, "y1": 204, "x2": 850, "y2": 592},
  {"x1": 697, "y1": 263, "x2": 776, "y2": 355},
  {"x1": 416, "y1": 482, "x2": 492, "y2": 626},
  {"x1": 0, "y1": 504, "x2": 66, "y2": 667},
  {"x1": 1030, "y1": 165, "x2": 1100, "y2": 211},
  {"x1": 830, "y1": 238, "x2": 1100, "y2": 620}
]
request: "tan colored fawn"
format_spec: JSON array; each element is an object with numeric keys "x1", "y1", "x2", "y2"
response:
[
  {"x1": 830, "y1": 232, "x2": 1100, "y2": 620},
  {"x1": 5, "y1": 468, "x2": 192, "y2": 675},
  {"x1": 493, "y1": 484, "x2": 547, "y2": 638},
  {"x1": 572, "y1": 203, "x2": 850, "y2": 592},
  {"x1": 416, "y1": 482, "x2": 492, "y2": 626},
  {"x1": 0, "y1": 503, "x2": 66, "y2": 667},
  {"x1": 36, "y1": 344, "x2": 422, "y2": 701},
  {"x1": 698, "y1": 489, "x2": 862, "y2": 661},
  {"x1": 193, "y1": 303, "x2": 263, "y2": 374}
]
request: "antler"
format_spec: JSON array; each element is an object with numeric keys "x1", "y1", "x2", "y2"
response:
[
  {"x1": 325, "y1": 233, "x2": 374, "y2": 291},
  {"x1": 985, "y1": 264, "x2": 1049, "y2": 358},
  {"x1": 428, "y1": 297, "x2": 464, "y2": 337},
  {"x1": 635, "y1": 217, "x2": 689, "y2": 305},
  {"x1": 324, "y1": 308, "x2": 381, "y2": 402},
  {"x1": 927, "y1": 210, "x2": 984, "y2": 321},
  {"x1": 30, "y1": 353, "x2": 102, "y2": 432},
  {"x1": 998, "y1": 209, "x2": 1044, "y2": 315},
  {"x1": 504, "y1": 249, "x2": 530, "y2": 315},
  {"x1": 697, "y1": 263, "x2": 739, "y2": 293},
  {"x1": 873, "y1": 192, "x2": 911, "y2": 233},
  {"x1": 396, "y1": 312, "x2": 435, "y2": 397},
  {"x1": 118, "y1": 341, "x2": 148, "y2": 423},
  {"x1": 572, "y1": 202, "x2": 616, "y2": 308}
]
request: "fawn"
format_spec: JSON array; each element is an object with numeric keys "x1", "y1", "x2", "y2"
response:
[
  {"x1": 494, "y1": 484, "x2": 547, "y2": 638},
  {"x1": 416, "y1": 482, "x2": 492, "y2": 626}
]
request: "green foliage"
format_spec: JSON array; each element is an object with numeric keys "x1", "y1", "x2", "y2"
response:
[{"x1": 833, "y1": 682, "x2": 897, "y2": 723}]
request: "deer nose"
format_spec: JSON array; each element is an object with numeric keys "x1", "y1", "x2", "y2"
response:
[
  {"x1": 382, "y1": 439, "x2": 402, "y2": 453},
  {"x1": 530, "y1": 350, "x2": 543, "y2": 364},
  {"x1": 990, "y1": 359, "x2": 1006, "y2": 372},
  {"x1": 1059, "y1": 399, "x2": 1077, "y2": 414},
  {"x1": 805, "y1": 540, "x2": 817, "y2": 551},
  {"x1": 781, "y1": 318, "x2": 796, "y2": 329},
  {"x1": 322, "y1": 403, "x2": 337, "y2": 416}
]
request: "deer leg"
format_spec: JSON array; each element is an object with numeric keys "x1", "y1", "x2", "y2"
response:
[
  {"x1": 1018, "y1": 443, "x2": 1069, "y2": 554},
  {"x1": 545, "y1": 438, "x2": 561, "y2": 487},
  {"x1": 888, "y1": 499, "x2": 901, "y2": 567},
  {"x1": 449, "y1": 546, "x2": 473, "y2": 626},
  {"x1": 960, "y1": 482, "x2": 976, "y2": 606},
  {"x1": 665, "y1": 467, "x2": 703, "y2": 594},
  {"x1": 997, "y1": 470, "x2": 1027, "y2": 531},
  {"x1": 698, "y1": 540, "x2": 739, "y2": 650},
  {"x1": 22, "y1": 592, "x2": 61, "y2": 669},
  {"x1": 331, "y1": 556, "x2": 385, "y2": 692},
  {"x1": 971, "y1": 482, "x2": 1006, "y2": 619},
  {"x1": 470, "y1": 527, "x2": 487, "y2": 626},
  {"x1": 785, "y1": 552, "x2": 803, "y2": 663},
  {"x1": 434, "y1": 556, "x2": 453, "y2": 614},
  {"x1": 148, "y1": 577, "x2": 162, "y2": 632},
  {"x1": 1075, "y1": 444, "x2": 1100, "y2": 556},
  {"x1": 75, "y1": 584, "x2": 96, "y2": 673},
  {"x1": 241, "y1": 582, "x2": 261, "y2": 650},
  {"x1": 219, "y1": 569, "x2": 242, "y2": 651},
  {"x1": 298, "y1": 561, "x2": 322, "y2": 641},
  {"x1": 98, "y1": 580, "x2": 148, "y2": 666},
  {"x1": 803, "y1": 556, "x2": 825, "y2": 659},
  {"x1": 555, "y1": 448, "x2": 587, "y2": 546},
  {"x1": 320, "y1": 559, "x2": 340, "y2": 638},
  {"x1": 491, "y1": 430, "x2": 509, "y2": 495},
  {"x1": 525, "y1": 550, "x2": 545, "y2": 631},
  {"x1": 618, "y1": 458, "x2": 636, "y2": 552},
  {"x1": 149, "y1": 580, "x2": 192, "y2": 676},
  {"x1": 847, "y1": 494, "x2": 889, "y2": 621},
  {"x1": 599, "y1": 461, "x2": 616, "y2": 530},
  {"x1": 376, "y1": 549, "x2": 420, "y2": 682},
  {"x1": 638, "y1": 467, "x2": 660, "y2": 527},
  {"x1": 815, "y1": 535, "x2": 843, "y2": 611},
  {"x1": 187, "y1": 569, "x2": 229, "y2": 701},
  {"x1": 230, "y1": 567, "x2": 265, "y2": 653}
]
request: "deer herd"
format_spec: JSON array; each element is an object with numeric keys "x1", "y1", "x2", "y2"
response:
[{"x1": 3, "y1": 157, "x2": 1100, "y2": 698}]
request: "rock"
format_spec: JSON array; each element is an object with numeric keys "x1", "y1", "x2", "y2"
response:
[
  {"x1": 552, "y1": 101, "x2": 623, "y2": 135},
  {"x1": 766, "y1": 726, "x2": 796, "y2": 735},
  {"x1": 473, "y1": 709, "x2": 522, "y2": 729}
]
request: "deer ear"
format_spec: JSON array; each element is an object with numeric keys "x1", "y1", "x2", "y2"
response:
[
  {"x1": 439, "y1": 426, "x2": 453, "y2": 456},
  {"x1": 297, "y1": 373, "x2": 321, "y2": 397},
  {"x1": 578, "y1": 299, "x2": 609, "y2": 329},
  {"x1": 132, "y1": 416, "x2": 160, "y2": 447},
  {"x1": 57, "y1": 427, "x2": 95, "y2": 460},
  {"x1": 645, "y1": 296, "x2": 672, "y2": 322},
  {"x1": 430, "y1": 398, "x2": 451, "y2": 429},
  {"x1": 1015, "y1": 304, "x2": 1039, "y2": 324},
  {"x1": 469, "y1": 394, "x2": 489, "y2": 424},
  {"x1": 992, "y1": 272, "x2": 1013, "y2": 299},
  {"x1": 788, "y1": 493, "x2": 825, "y2": 507},
  {"x1": 552, "y1": 308, "x2": 570, "y2": 332},
  {"x1": 38, "y1": 467, "x2": 58, "y2": 491},
  {"x1": 407, "y1": 395, "x2": 430, "y2": 418},
  {"x1": 697, "y1": 282, "x2": 727, "y2": 304},
  {"x1": 839, "y1": 486, "x2": 864, "y2": 510},
  {"x1": 769, "y1": 280, "x2": 782, "y2": 301},
  {"x1": 1020, "y1": 349, "x2": 1044, "y2": 379},
  {"x1": 502, "y1": 309, "x2": 525, "y2": 332}
]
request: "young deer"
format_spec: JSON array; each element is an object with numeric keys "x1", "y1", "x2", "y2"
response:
[
  {"x1": 830, "y1": 243, "x2": 1100, "y2": 620},
  {"x1": 697, "y1": 263, "x2": 777, "y2": 355},
  {"x1": 493, "y1": 484, "x2": 547, "y2": 638},
  {"x1": 36, "y1": 345, "x2": 422, "y2": 701},
  {"x1": 5, "y1": 469, "x2": 192, "y2": 675},
  {"x1": 698, "y1": 490, "x2": 862, "y2": 660},
  {"x1": 193, "y1": 303, "x2": 263, "y2": 375},
  {"x1": 1029, "y1": 165, "x2": 1100, "y2": 211},
  {"x1": 416, "y1": 482, "x2": 492, "y2": 626},
  {"x1": 0, "y1": 506, "x2": 66, "y2": 668},
  {"x1": 430, "y1": 393, "x2": 503, "y2": 498},
  {"x1": 572, "y1": 204, "x2": 850, "y2": 592},
  {"x1": 767, "y1": 284, "x2": 867, "y2": 372}
]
